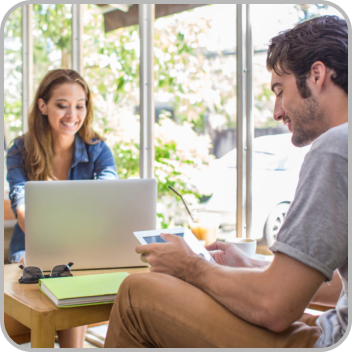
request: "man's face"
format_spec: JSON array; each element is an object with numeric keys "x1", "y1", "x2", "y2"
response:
[{"x1": 270, "y1": 71, "x2": 327, "y2": 147}]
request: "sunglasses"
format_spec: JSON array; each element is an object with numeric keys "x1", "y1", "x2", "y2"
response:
[{"x1": 18, "y1": 262, "x2": 74, "y2": 284}]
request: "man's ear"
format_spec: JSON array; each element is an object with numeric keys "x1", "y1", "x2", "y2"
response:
[
  {"x1": 309, "y1": 61, "x2": 327, "y2": 93},
  {"x1": 38, "y1": 98, "x2": 47, "y2": 115}
]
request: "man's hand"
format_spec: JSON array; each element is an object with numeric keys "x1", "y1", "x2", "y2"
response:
[
  {"x1": 135, "y1": 233, "x2": 206, "y2": 280},
  {"x1": 206, "y1": 241, "x2": 269, "y2": 269}
]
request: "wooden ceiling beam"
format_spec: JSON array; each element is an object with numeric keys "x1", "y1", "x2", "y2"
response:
[{"x1": 97, "y1": 4, "x2": 207, "y2": 33}]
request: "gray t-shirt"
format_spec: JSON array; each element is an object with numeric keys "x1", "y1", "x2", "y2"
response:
[{"x1": 270, "y1": 122, "x2": 348, "y2": 348}]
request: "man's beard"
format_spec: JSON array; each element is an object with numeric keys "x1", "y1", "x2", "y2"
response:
[{"x1": 289, "y1": 96, "x2": 328, "y2": 147}]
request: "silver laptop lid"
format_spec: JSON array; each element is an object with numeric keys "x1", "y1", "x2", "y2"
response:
[{"x1": 25, "y1": 179, "x2": 157, "y2": 270}]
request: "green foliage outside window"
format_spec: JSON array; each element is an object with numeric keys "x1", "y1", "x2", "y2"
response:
[
  {"x1": 4, "y1": 7, "x2": 22, "y2": 143},
  {"x1": 32, "y1": 4, "x2": 72, "y2": 91}
]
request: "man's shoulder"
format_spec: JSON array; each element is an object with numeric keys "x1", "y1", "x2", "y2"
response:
[{"x1": 310, "y1": 123, "x2": 348, "y2": 160}]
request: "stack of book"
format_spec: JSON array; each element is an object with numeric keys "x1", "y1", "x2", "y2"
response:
[{"x1": 39, "y1": 272, "x2": 130, "y2": 308}]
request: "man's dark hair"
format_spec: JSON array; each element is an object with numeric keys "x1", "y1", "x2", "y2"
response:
[{"x1": 266, "y1": 15, "x2": 348, "y2": 98}]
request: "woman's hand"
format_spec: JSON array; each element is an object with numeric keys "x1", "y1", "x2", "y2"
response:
[{"x1": 16, "y1": 204, "x2": 25, "y2": 233}]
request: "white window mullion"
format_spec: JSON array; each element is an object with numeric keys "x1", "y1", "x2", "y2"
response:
[
  {"x1": 139, "y1": 4, "x2": 155, "y2": 179},
  {"x1": 22, "y1": 4, "x2": 33, "y2": 134},
  {"x1": 236, "y1": 4, "x2": 247, "y2": 238},
  {"x1": 245, "y1": 4, "x2": 253, "y2": 239},
  {"x1": 71, "y1": 4, "x2": 83, "y2": 74}
]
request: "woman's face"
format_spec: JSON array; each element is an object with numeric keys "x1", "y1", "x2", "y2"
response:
[{"x1": 38, "y1": 83, "x2": 87, "y2": 138}]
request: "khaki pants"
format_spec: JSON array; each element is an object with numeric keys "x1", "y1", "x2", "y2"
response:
[{"x1": 104, "y1": 273, "x2": 321, "y2": 348}]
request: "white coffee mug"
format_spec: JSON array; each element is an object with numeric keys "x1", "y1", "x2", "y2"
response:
[{"x1": 225, "y1": 238, "x2": 257, "y2": 258}]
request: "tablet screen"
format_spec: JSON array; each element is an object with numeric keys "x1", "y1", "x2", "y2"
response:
[{"x1": 143, "y1": 232, "x2": 184, "y2": 244}]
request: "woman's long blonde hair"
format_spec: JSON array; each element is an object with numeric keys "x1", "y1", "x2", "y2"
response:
[{"x1": 19, "y1": 69, "x2": 103, "y2": 181}]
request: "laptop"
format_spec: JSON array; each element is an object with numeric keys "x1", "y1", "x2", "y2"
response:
[{"x1": 25, "y1": 179, "x2": 157, "y2": 270}]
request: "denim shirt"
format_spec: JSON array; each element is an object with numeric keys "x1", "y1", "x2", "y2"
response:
[{"x1": 6, "y1": 134, "x2": 118, "y2": 262}]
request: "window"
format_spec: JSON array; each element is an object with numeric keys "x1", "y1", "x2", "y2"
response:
[
  {"x1": 32, "y1": 4, "x2": 72, "y2": 92},
  {"x1": 153, "y1": 4, "x2": 237, "y2": 229},
  {"x1": 3, "y1": 4, "x2": 345, "y2": 238},
  {"x1": 83, "y1": 4, "x2": 140, "y2": 179},
  {"x1": 4, "y1": 6, "x2": 22, "y2": 147},
  {"x1": 251, "y1": 3, "x2": 344, "y2": 245}
]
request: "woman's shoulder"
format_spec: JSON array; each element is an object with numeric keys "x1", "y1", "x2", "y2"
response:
[
  {"x1": 87, "y1": 138, "x2": 108, "y2": 150},
  {"x1": 7, "y1": 136, "x2": 25, "y2": 155},
  {"x1": 75, "y1": 134, "x2": 112, "y2": 162},
  {"x1": 90, "y1": 137, "x2": 106, "y2": 144},
  {"x1": 85, "y1": 138, "x2": 112, "y2": 158},
  {"x1": 6, "y1": 137, "x2": 26, "y2": 167}
]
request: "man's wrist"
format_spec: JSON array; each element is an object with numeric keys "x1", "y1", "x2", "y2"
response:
[{"x1": 183, "y1": 254, "x2": 214, "y2": 285}]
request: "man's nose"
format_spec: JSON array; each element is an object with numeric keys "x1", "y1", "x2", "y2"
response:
[{"x1": 273, "y1": 99, "x2": 285, "y2": 121}]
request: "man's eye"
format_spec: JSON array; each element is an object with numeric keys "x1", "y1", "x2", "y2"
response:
[{"x1": 277, "y1": 91, "x2": 283, "y2": 97}]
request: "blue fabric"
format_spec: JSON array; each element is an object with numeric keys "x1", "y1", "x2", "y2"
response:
[{"x1": 6, "y1": 134, "x2": 118, "y2": 262}]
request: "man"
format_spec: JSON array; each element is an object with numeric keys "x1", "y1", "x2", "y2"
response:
[{"x1": 105, "y1": 16, "x2": 348, "y2": 348}]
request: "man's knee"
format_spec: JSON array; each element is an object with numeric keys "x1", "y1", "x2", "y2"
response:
[
  {"x1": 119, "y1": 272, "x2": 157, "y2": 296},
  {"x1": 120, "y1": 272, "x2": 173, "y2": 296},
  {"x1": 110, "y1": 272, "x2": 170, "y2": 333},
  {"x1": 117, "y1": 272, "x2": 186, "y2": 311},
  {"x1": 117, "y1": 273, "x2": 160, "y2": 308}
]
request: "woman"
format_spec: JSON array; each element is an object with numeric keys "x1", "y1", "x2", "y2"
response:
[{"x1": 6, "y1": 69, "x2": 118, "y2": 347}]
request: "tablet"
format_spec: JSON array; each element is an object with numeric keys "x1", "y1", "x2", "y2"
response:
[{"x1": 133, "y1": 227, "x2": 215, "y2": 262}]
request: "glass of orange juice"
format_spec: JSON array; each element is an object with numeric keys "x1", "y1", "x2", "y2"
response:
[{"x1": 188, "y1": 212, "x2": 221, "y2": 246}]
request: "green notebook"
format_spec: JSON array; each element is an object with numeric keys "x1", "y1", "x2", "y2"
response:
[{"x1": 39, "y1": 272, "x2": 129, "y2": 308}]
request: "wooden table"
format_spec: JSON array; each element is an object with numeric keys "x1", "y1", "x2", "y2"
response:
[{"x1": 4, "y1": 263, "x2": 149, "y2": 348}]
